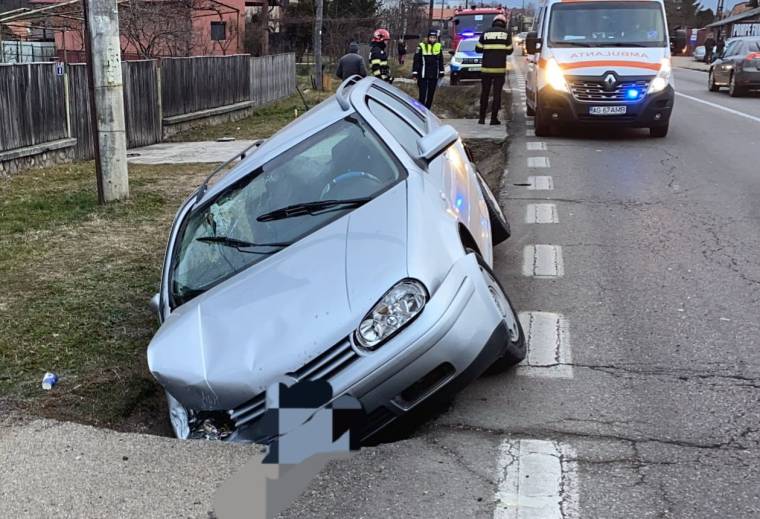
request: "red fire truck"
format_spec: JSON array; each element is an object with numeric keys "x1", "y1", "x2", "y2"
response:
[{"x1": 448, "y1": 7, "x2": 509, "y2": 52}]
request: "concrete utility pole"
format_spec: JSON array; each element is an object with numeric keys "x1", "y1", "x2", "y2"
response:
[
  {"x1": 83, "y1": 0, "x2": 129, "y2": 203},
  {"x1": 314, "y1": 0, "x2": 323, "y2": 90}
]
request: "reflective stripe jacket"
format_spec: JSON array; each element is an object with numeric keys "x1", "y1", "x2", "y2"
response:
[
  {"x1": 369, "y1": 43, "x2": 391, "y2": 81},
  {"x1": 475, "y1": 25, "x2": 513, "y2": 76},
  {"x1": 412, "y1": 41, "x2": 444, "y2": 80}
]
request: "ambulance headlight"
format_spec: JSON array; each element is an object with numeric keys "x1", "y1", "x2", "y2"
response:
[
  {"x1": 545, "y1": 58, "x2": 569, "y2": 93},
  {"x1": 648, "y1": 58, "x2": 672, "y2": 94}
]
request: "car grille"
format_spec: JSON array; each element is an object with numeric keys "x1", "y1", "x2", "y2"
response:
[
  {"x1": 461, "y1": 58, "x2": 481, "y2": 64},
  {"x1": 569, "y1": 78, "x2": 650, "y2": 102},
  {"x1": 228, "y1": 338, "x2": 360, "y2": 428}
]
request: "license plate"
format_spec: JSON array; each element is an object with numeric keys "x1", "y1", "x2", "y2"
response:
[{"x1": 589, "y1": 105, "x2": 627, "y2": 116}]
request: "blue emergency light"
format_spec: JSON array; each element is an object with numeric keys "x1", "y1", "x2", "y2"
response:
[
  {"x1": 626, "y1": 88, "x2": 640, "y2": 99},
  {"x1": 461, "y1": 31, "x2": 475, "y2": 37}
]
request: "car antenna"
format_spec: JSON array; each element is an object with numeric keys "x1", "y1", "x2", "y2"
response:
[{"x1": 195, "y1": 139, "x2": 264, "y2": 203}]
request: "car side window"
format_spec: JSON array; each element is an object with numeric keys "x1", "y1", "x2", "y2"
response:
[
  {"x1": 369, "y1": 87, "x2": 428, "y2": 133},
  {"x1": 725, "y1": 41, "x2": 741, "y2": 57},
  {"x1": 535, "y1": 7, "x2": 546, "y2": 37},
  {"x1": 367, "y1": 98, "x2": 423, "y2": 157}
]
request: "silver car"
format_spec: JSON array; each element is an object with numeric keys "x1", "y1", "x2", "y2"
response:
[{"x1": 147, "y1": 76, "x2": 525, "y2": 442}]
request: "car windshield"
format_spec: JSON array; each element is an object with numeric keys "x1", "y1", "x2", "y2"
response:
[
  {"x1": 548, "y1": 1, "x2": 667, "y2": 48},
  {"x1": 457, "y1": 39, "x2": 478, "y2": 52},
  {"x1": 454, "y1": 13, "x2": 497, "y2": 34},
  {"x1": 170, "y1": 116, "x2": 404, "y2": 306}
]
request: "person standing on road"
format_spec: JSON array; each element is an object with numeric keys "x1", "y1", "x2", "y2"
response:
[
  {"x1": 475, "y1": 14, "x2": 513, "y2": 125},
  {"x1": 715, "y1": 37, "x2": 726, "y2": 60},
  {"x1": 704, "y1": 33, "x2": 716, "y2": 63},
  {"x1": 370, "y1": 29, "x2": 393, "y2": 83},
  {"x1": 397, "y1": 38, "x2": 407, "y2": 65},
  {"x1": 335, "y1": 42, "x2": 367, "y2": 80},
  {"x1": 412, "y1": 29, "x2": 445, "y2": 109}
]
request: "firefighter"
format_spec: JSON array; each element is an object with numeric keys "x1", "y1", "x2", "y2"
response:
[
  {"x1": 475, "y1": 14, "x2": 513, "y2": 125},
  {"x1": 412, "y1": 28, "x2": 445, "y2": 109},
  {"x1": 369, "y1": 29, "x2": 392, "y2": 83}
]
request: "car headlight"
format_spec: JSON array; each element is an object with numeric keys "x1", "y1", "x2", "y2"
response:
[
  {"x1": 354, "y1": 279, "x2": 427, "y2": 350},
  {"x1": 450, "y1": 55, "x2": 459, "y2": 64},
  {"x1": 648, "y1": 58, "x2": 672, "y2": 94},
  {"x1": 545, "y1": 58, "x2": 569, "y2": 93}
]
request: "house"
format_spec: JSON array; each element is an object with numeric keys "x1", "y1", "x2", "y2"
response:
[{"x1": 706, "y1": 5, "x2": 760, "y2": 39}]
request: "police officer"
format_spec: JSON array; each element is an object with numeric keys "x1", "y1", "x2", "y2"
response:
[
  {"x1": 475, "y1": 14, "x2": 513, "y2": 125},
  {"x1": 369, "y1": 29, "x2": 392, "y2": 83},
  {"x1": 412, "y1": 29, "x2": 445, "y2": 109}
]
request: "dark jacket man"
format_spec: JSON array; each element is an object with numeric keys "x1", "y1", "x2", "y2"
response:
[
  {"x1": 704, "y1": 34, "x2": 716, "y2": 63},
  {"x1": 412, "y1": 29, "x2": 445, "y2": 108},
  {"x1": 369, "y1": 29, "x2": 392, "y2": 82},
  {"x1": 336, "y1": 42, "x2": 367, "y2": 80},
  {"x1": 475, "y1": 15, "x2": 513, "y2": 125}
]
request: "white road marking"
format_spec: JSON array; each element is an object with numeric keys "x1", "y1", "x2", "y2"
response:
[
  {"x1": 527, "y1": 142, "x2": 547, "y2": 151},
  {"x1": 525, "y1": 203, "x2": 558, "y2": 224},
  {"x1": 517, "y1": 311, "x2": 572, "y2": 378},
  {"x1": 526, "y1": 119, "x2": 534, "y2": 127},
  {"x1": 526, "y1": 129, "x2": 535, "y2": 137},
  {"x1": 493, "y1": 439, "x2": 579, "y2": 519},
  {"x1": 522, "y1": 245, "x2": 564, "y2": 278},
  {"x1": 527, "y1": 175, "x2": 553, "y2": 190},
  {"x1": 527, "y1": 156, "x2": 550, "y2": 168},
  {"x1": 675, "y1": 92, "x2": 760, "y2": 124}
]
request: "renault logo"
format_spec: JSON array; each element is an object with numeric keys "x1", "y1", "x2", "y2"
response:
[{"x1": 603, "y1": 73, "x2": 617, "y2": 90}]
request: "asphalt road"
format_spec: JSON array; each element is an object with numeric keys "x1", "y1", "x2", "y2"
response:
[{"x1": 282, "y1": 57, "x2": 760, "y2": 518}]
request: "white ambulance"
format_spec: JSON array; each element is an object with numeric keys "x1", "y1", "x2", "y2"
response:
[{"x1": 524, "y1": 0, "x2": 674, "y2": 137}]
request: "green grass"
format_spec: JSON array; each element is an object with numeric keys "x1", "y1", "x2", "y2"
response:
[{"x1": 0, "y1": 162, "x2": 209, "y2": 432}]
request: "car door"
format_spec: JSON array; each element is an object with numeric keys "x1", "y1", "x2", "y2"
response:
[
  {"x1": 526, "y1": 6, "x2": 546, "y2": 108},
  {"x1": 714, "y1": 41, "x2": 742, "y2": 84}
]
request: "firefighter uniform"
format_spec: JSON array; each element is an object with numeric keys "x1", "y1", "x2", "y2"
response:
[
  {"x1": 412, "y1": 35, "x2": 444, "y2": 109},
  {"x1": 475, "y1": 19, "x2": 513, "y2": 124},
  {"x1": 369, "y1": 42, "x2": 391, "y2": 83}
]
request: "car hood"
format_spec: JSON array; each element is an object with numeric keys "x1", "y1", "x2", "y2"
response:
[{"x1": 148, "y1": 182, "x2": 408, "y2": 410}]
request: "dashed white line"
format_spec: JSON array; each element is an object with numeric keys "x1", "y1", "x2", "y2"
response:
[
  {"x1": 526, "y1": 129, "x2": 535, "y2": 136},
  {"x1": 526, "y1": 175, "x2": 553, "y2": 190},
  {"x1": 526, "y1": 142, "x2": 547, "y2": 151},
  {"x1": 522, "y1": 244, "x2": 564, "y2": 278},
  {"x1": 525, "y1": 119, "x2": 534, "y2": 127},
  {"x1": 527, "y1": 156, "x2": 550, "y2": 168},
  {"x1": 493, "y1": 439, "x2": 579, "y2": 519},
  {"x1": 525, "y1": 203, "x2": 558, "y2": 224},
  {"x1": 517, "y1": 311, "x2": 572, "y2": 378}
]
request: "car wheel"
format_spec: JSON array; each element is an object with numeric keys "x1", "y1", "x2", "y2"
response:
[
  {"x1": 534, "y1": 98, "x2": 551, "y2": 137},
  {"x1": 650, "y1": 125, "x2": 669, "y2": 138},
  {"x1": 475, "y1": 257, "x2": 526, "y2": 373},
  {"x1": 450, "y1": 75, "x2": 459, "y2": 85},
  {"x1": 729, "y1": 73, "x2": 745, "y2": 97},
  {"x1": 708, "y1": 69, "x2": 720, "y2": 91},
  {"x1": 475, "y1": 171, "x2": 510, "y2": 245}
]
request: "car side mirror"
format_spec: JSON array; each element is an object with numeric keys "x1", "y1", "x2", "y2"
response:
[
  {"x1": 417, "y1": 125, "x2": 459, "y2": 164},
  {"x1": 525, "y1": 32, "x2": 541, "y2": 54},
  {"x1": 150, "y1": 293, "x2": 161, "y2": 319},
  {"x1": 448, "y1": 49, "x2": 456, "y2": 55}
]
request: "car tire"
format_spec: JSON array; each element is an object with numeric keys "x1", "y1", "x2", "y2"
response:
[
  {"x1": 451, "y1": 75, "x2": 459, "y2": 85},
  {"x1": 475, "y1": 171, "x2": 511, "y2": 245},
  {"x1": 650, "y1": 125, "x2": 669, "y2": 138},
  {"x1": 474, "y1": 256, "x2": 526, "y2": 373},
  {"x1": 534, "y1": 100, "x2": 551, "y2": 137},
  {"x1": 708, "y1": 69, "x2": 720, "y2": 92},
  {"x1": 729, "y1": 73, "x2": 745, "y2": 97}
]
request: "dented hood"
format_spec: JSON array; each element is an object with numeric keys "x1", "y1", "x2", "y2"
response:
[{"x1": 148, "y1": 183, "x2": 408, "y2": 410}]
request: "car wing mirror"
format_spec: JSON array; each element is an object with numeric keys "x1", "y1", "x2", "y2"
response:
[
  {"x1": 525, "y1": 32, "x2": 541, "y2": 54},
  {"x1": 150, "y1": 293, "x2": 161, "y2": 319},
  {"x1": 448, "y1": 49, "x2": 456, "y2": 55},
  {"x1": 417, "y1": 125, "x2": 459, "y2": 165}
]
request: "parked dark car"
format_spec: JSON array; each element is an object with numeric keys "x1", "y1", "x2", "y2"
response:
[{"x1": 708, "y1": 37, "x2": 760, "y2": 97}]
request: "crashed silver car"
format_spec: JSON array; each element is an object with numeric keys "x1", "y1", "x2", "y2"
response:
[{"x1": 148, "y1": 76, "x2": 525, "y2": 442}]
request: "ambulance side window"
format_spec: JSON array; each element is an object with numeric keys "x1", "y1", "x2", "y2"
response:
[{"x1": 535, "y1": 8, "x2": 546, "y2": 39}]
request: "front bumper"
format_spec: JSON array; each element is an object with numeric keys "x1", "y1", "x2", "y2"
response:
[
  {"x1": 221, "y1": 253, "x2": 506, "y2": 443},
  {"x1": 537, "y1": 84, "x2": 674, "y2": 128},
  {"x1": 450, "y1": 64, "x2": 482, "y2": 79}
]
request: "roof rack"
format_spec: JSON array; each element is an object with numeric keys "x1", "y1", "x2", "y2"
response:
[
  {"x1": 336, "y1": 75, "x2": 362, "y2": 111},
  {"x1": 195, "y1": 139, "x2": 264, "y2": 203}
]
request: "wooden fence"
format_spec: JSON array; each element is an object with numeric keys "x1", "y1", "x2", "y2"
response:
[
  {"x1": 1, "y1": 53, "x2": 296, "y2": 165},
  {"x1": 0, "y1": 63, "x2": 68, "y2": 153},
  {"x1": 251, "y1": 53, "x2": 296, "y2": 106},
  {"x1": 160, "y1": 54, "x2": 251, "y2": 117}
]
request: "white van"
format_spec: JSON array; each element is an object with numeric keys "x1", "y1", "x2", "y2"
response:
[{"x1": 524, "y1": 0, "x2": 674, "y2": 137}]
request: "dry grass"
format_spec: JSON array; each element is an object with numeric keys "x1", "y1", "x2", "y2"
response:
[{"x1": 0, "y1": 162, "x2": 209, "y2": 433}]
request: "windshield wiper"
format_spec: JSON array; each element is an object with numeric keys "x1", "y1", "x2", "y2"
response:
[
  {"x1": 607, "y1": 42, "x2": 647, "y2": 47},
  {"x1": 256, "y1": 197, "x2": 372, "y2": 222},
  {"x1": 196, "y1": 235, "x2": 292, "y2": 252},
  {"x1": 552, "y1": 41, "x2": 592, "y2": 47}
]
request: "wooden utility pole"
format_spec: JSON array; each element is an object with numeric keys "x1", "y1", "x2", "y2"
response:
[
  {"x1": 428, "y1": 0, "x2": 434, "y2": 25},
  {"x1": 83, "y1": 0, "x2": 129, "y2": 203},
  {"x1": 260, "y1": 0, "x2": 270, "y2": 56},
  {"x1": 314, "y1": 0, "x2": 323, "y2": 90}
]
